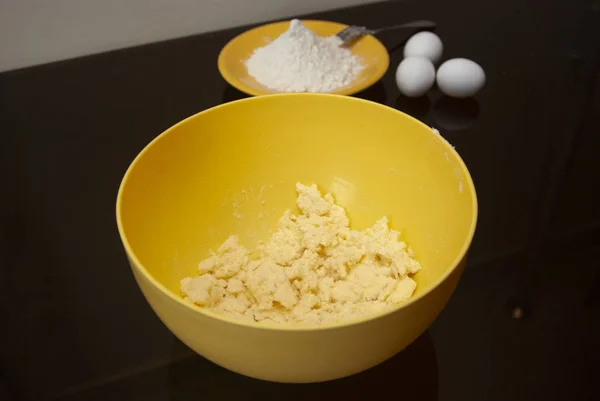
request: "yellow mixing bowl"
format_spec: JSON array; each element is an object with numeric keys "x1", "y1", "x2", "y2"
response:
[{"x1": 116, "y1": 94, "x2": 477, "y2": 382}]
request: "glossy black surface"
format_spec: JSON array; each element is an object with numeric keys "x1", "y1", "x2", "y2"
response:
[{"x1": 1, "y1": 1, "x2": 599, "y2": 400}]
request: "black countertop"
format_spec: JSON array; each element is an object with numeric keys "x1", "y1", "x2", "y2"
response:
[{"x1": 1, "y1": 1, "x2": 599, "y2": 400}]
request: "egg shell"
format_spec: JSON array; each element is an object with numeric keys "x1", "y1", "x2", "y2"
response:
[
  {"x1": 395, "y1": 57, "x2": 436, "y2": 97},
  {"x1": 436, "y1": 58, "x2": 486, "y2": 98},
  {"x1": 403, "y1": 32, "x2": 444, "y2": 65}
]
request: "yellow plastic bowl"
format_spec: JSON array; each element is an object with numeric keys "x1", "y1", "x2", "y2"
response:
[
  {"x1": 217, "y1": 20, "x2": 390, "y2": 96},
  {"x1": 116, "y1": 94, "x2": 477, "y2": 382}
]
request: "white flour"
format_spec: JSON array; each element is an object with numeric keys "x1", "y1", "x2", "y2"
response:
[{"x1": 246, "y1": 19, "x2": 364, "y2": 93}]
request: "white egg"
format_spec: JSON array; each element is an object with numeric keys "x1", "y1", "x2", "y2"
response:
[
  {"x1": 395, "y1": 57, "x2": 436, "y2": 97},
  {"x1": 436, "y1": 58, "x2": 486, "y2": 98},
  {"x1": 403, "y1": 32, "x2": 443, "y2": 65}
]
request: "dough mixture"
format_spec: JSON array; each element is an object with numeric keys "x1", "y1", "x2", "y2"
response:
[{"x1": 181, "y1": 183, "x2": 421, "y2": 324}]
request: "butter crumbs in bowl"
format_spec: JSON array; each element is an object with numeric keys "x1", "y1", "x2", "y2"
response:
[{"x1": 181, "y1": 183, "x2": 421, "y2": 325}]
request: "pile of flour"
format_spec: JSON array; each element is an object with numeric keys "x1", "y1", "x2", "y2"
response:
[{"x1": 245, "y1": 19, "x2": 364, "y2": 93}]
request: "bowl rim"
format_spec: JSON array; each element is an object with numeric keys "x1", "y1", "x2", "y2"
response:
[
  {"x1": 217, "y1": 19, "x2": 390, "y2": 96},
  {"x1": 116, "y1": 93, "x2": 478, "y2": 332}
]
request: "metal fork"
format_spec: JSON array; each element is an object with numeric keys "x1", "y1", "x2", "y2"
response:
[{"x1": 336, "y1": 20, "x2": 436, "y2": 44}]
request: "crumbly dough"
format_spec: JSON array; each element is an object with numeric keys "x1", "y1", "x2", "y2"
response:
[{"x1": 181, "y1": 183, "x2": 421, "y2": 324}]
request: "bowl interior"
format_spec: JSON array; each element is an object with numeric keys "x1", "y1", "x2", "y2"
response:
[
  {"x1": 217, "y1": 20, "x2": 390, "y2": 96},
  {"x1": 118, "y1": 94, "x2": 476, "y2": 306}
]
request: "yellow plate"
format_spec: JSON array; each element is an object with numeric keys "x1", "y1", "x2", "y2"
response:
[{"x1": 217, "y1": 20, "x2": 390, "y2": 96}]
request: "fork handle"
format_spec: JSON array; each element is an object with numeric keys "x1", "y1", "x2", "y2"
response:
[{"x1": 372, "y1": 20, "x2": 437, "y2": 35}]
